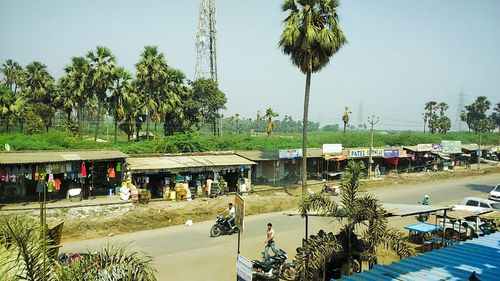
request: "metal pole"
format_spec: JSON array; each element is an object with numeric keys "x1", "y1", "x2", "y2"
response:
[
  {"x1": 477, "y1": 130, "x2": 482, "y2": 169},
  {"x1": 441, "y1": 209, "x2": 447, "y2": 247},
  {"x1": 237, "y1": 231, "x2": 241, "y2": 254},
  {"x1": 305, "y1": 214, "x2": 309, "y2": 240},
  {"x1": 367, "y1": 116, "x2": 379, "y2": 177}
]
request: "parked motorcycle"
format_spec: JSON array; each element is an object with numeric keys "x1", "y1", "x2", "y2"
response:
[
  {"x1": 252, "y1": 249, "x2": 288, "y2": 281},
  {"x1": 210, "y1": 215, "x2": 238, "y2": 237},
  {"x1": 322, "y1": 180, "x2": 340, "y2": 196}
]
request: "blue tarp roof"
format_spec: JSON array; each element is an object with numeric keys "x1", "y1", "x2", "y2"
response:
[
  {"x1": 404, "y1": 222, "x2": 442, "y2": 233},
  {"x1": 338, "y1": 232, "x2": 500, "y2": 281}
]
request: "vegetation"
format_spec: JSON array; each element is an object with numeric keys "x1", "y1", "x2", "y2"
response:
[
  {"x1": 461, "y1": 96, "x2": 497, "y2": 133},
  {"x1": 423, "y1": 101, "x2": 451, "y2": 134},
  {"x1": 342, "y1": 106, "x2": 351, "y2": 134},
  {"x1": 293, "y1": 161, "x2": 413, "y2": 280},
  {"x1": 279, "y1": 0, "x2": 347, "y2": 195},
  {"x1": 264, "y1": 108, "x2": 279, "y2": 136},
  {"x1": 0, "y1": 215, "x2": 157, "y2": 281},
  {"x1": 0, "y1": 46, "x2": 226, "y2": 141}
]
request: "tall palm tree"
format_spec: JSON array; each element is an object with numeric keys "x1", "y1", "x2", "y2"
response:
[
  {"x1": 279, "y1": 0, "x2": 347, "y2": 195},
  {"x1": 55, "y1": 76, "x2": 78, "y2": 126},
  {"x1": 342, "y1": 106, "x2": 351, "y2": 133},
  {"x1": 0, "y1": 84, "x2": 16, "y2": 132},
  {"x1": 136, "y1": 46, "x2": 169, "y2": 140},
  {"x1": 87, "y1": 46, "x2": 116, "y2": 141},
  {"x1": 109, "y1": 67, "x2": 132, "y2": 143},
  {"x1": 264, "y1": 108, "x2": 279, "y2": 136},
  {"x1": 1, "y1": 59, "x2": 23, "y2": 93},
  {"x1": 424, "y1": 101, "x2": 437, "y2": 134},
  {"x1": 62, "y1": 56, "x2": 91, "y2": 136},
  {"x1": 295, "y1": 161, "x2": 413, "y2": 279}
]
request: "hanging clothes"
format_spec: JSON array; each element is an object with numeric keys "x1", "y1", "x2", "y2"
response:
[
  {"x1": 107, "y1": 167, "x2": 116, "y2": 178},
  {"x1": 81, "y1": 163, "x2": 87, "y2": 177},
  {"x1": 54, "y1": 179, "x2": 61, "y2": 190},
  {"x1": 116, "y1": 162, "x2": 121, "y2": 172},
  {"x1": 36, "y1": 181, "x2": 46, "y2": 193}
]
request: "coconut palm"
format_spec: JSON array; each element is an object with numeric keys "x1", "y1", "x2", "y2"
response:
[
  {"x1": 108, "y1": 67, "x2": 132, "y2": 143},
  {"x1": 0, "y1": 215, "x2": 157, "y2": 281},
  {"x1": 136, "y1": 46, "x2": 169, "y2": 140},
  {"x1": 87, "y1": 46, "x2": 116, "y2": 141},
  {"x1": 279, "y1": 0, "x2": 347, "y2": 195},
  {"x1": 54, "y1": 76, "x2": 78, "y2": 129},
  {"x1": 341, "y1": 106, "x2": 351, "y2": 134},
  {"x1": 1, "y1": 59, "x2": 23, "y2": 93},
  {"x1": 0, "y1": 83, "x2": 16, "y2": 132},
  {"x1": 264, "y1": 108, "x2": 279, "y2": 136},
  {"x1": 294, "y1": 161, "x2": 413, "y2": 280}
]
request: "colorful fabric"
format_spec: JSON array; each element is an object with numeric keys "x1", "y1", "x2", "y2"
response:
[
  {"x1": 116, "y1": 162, "x2": 121, "y2": 172},
  {"x1": 54, "y1": 179, "x2": 61, "y2": 190},
  {"x1": 107, "y1": 167, "x2": 116, "y2": 178},
  {"x1": 36, "y1": 181, "x2": 45, "y2": 193},
  {"x1": 81, "y1": 163, "x2": 87, "y2": 177}
]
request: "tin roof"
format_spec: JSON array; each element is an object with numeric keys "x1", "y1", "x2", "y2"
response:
[
  {"x1": 0, "y1": 150, "x2": 128, "y2": 164},
  {"x1": 127, "y1": 154, "x2": 256, "y2": 171},
  {"x1": 340, "y1": 232, "x2": 500, "y2": 281},
  {"x1": 236, "y1": 150, "x2": 279, "y2": 161},
  {"x1": 382, "y1": 203, "x2": 451, "y2": 217}
]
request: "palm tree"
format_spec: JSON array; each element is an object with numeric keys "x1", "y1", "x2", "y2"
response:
[
  {"x1": 1, "y1": 59, "x2": 23, "y2": 93},
  {"x1": 0, "y1": 84, "x2": 16, "y2": 132},
  {"x1": 279, "y1": 0, "x2": 347, "y2": 195},
  {"x1": 62, "y1": 56, "x2": 91, "y2": 136},
  {"x1": 108, "y1": 67, "x2": 132, "y2": 143},
  {"x1": 87, "y1": 46, "x2": 116, "y2": 141},
  {"x1": 55, "y1": 76, "x2": 78, "y2": 126},
  {"x1": 424, "y1": 101, "x2": 437, "y2": 134},
  {"x1": 342, "y1": 106, "x2": 351, "y2": 133},
  {"x1": 136, "y1": 46, "x2": 169, "y2": 140},
  {"x1": 295, "y1": 161, "x2": 413, "y2": 280},
  {"x1": 0, "y1": 215, "x2": 157, "y2": 281},
  {"x1": 264, "y1": 108, "x2": 279, "y2": 136}
]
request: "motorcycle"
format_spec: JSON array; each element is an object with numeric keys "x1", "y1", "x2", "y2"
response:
[
  {"x1": 252, "y1": 249, "x2": 288, "y2": 281},
  {"x1": 322, "y1": 180, "x2": 340, "y2": 196},
  {"x1": 210, "y1": 215, "x2": 238, "y2": 237}
]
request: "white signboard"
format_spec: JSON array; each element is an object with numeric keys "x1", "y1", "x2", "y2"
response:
[
  {"x1": 323, "y1": 144, "x2": 342, "y2": 154},
  {"x1": 417, "y1": 144, "x2": 432, "y2": 152},
  {"x1": 279, "y1": 149, "x2": 302, "y2": 159},
  {"x1": 442, "y1": 140, "x2": 462, "y2": 154},
  {"x1": 236, "y1": 254, "x2": 253, "y2": 281}
]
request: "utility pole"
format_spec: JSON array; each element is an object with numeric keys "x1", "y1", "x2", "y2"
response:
[{"x1": 367, "y1": 115, "x2": 379, "y2": 177}]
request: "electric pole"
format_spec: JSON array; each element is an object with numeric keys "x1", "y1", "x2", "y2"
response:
[{"x1": 367, "y1": 115, "x2": 379, "y2": 177}]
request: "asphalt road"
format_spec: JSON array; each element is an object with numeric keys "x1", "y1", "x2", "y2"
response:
[{"x1": 62, "y1": 173, "x2": 499, "y2": 280}]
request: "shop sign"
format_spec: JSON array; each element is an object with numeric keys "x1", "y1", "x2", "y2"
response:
[
  {"x1": 279, "y1": 149, "x2": 302, "y2": 159},
  {"x1": 236, "y1": 254, "x2": 252, "y2": 281},
  {"x1": 431, "y1": 144, "x2": 443, "y2": 151},
  {"x1": 442, "y1": 140, "x2": 462, "y2": 154},
  {"x1": 234, "y1": 194, "x2": 245, "y2": 233},
  {"x1": 384, "y1": 149, "x2": 399, "y2": 158},
  {"x1": 322, "y1": 144, "x2": 342, "y2": 154},
  {"x1": 399, "y1": 149, "x2": 407, "y2": 157},
  {"x1": 417, "y1": 144, "x2": 432, "y2": 152},
  {"x1": 349, "y1": 149, "x2": 384, "y2": 158}
]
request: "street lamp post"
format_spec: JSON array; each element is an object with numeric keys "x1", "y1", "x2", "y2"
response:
[{"x1": 367, "y1": 115, "x2": 379, "y2": 177}]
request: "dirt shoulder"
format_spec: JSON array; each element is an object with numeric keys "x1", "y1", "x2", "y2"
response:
[{"x1": 1, "y1": 165, "x2": 498, "y2": 242}]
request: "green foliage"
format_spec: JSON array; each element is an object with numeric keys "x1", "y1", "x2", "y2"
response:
[
  {"x1": 191, "y1": 78, "x2": 227, "y2": 135},
  {"x1": 462, "y1": 96, "x2": 495, "y2": 133},
  {"x1": 322, "y1": 124, "x2": 339, "y2": 132}
]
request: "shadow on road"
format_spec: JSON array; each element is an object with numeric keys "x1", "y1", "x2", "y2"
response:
[{"x1": 464, "y1": 183, "x2": 493, "y2": 193}]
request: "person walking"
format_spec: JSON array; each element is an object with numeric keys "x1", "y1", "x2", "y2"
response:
[{"x1": 263, "y1": 223, "x2": 278, "y2": 258}]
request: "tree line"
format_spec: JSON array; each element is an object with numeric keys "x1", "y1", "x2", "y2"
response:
[
  {"x1": 423, "y1": 98, "x2": 499, "y2": 134},
  {"x1": 0, "y1": 46, "x2": 227, "y2": 142}
]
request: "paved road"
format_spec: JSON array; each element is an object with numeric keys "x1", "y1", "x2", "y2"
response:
[{"x1": 63, "y1": 173, "x2": 499, "y2": 280}]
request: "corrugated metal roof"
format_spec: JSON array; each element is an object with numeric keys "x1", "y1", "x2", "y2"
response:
[
  {"x1": 0, "y1": 150, "x2": 128, "y2": 164},
  {"x1": 127, "y1": 154, "x2": 256, "y2": 171},
  {"x1": 307, "y1": 148, "x2": 324, "y2": 158},
  {"x1": 236, "y1": 150, "x2": 279, "y2": 161},
  {"x1": 383, "y1": 203, "x2": 451, "y2": 217},
  {"x1": 339, "y1": 232, "x2": 500, "y2": 281}
]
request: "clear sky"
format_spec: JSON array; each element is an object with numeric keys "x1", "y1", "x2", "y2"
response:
[{"x1": 1, "y1": 0, "x2": 499, "y2": 130}]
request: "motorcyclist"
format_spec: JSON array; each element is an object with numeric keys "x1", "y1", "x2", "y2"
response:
[
  {"x1": 421, "y1": 194, "x2": 430, "y2": 205},
  {"x1": 221, "y1": 203, "x2": 236, "y2": 229}
]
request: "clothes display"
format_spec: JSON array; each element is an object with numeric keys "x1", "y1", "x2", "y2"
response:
[
  {"x1": 107, "y1": 167, "x2": 116, "y2": 178},
  {"x1": 80, "y1": 163, "x2": 87, "y2": 177}
]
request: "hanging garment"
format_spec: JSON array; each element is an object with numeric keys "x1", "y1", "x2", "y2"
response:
[
  {"x1": 107, "y1": 167, "x2": 116, "y2": 178},
  {"x1": 81, "y1": 163, "x2": 87, "y2": 177},
  {"x1": 46, "y1": 164, "x2": 53, "y2": 174},
  {"x1": 36, "y1": 181, "x2": 46, "y2": 193},
  {"x1": 47, "y1": 181, "x2": 54, "y2": 192},
  {"x1": 66, "y1": 163, "x2": 73, "y2": 173},
  {"x1": 0, "y1": 167, "x2": 7, "y2": 182},
  {"x1": 54, "y1": 179, "x2": 61, "y2": 191},
  {"x1": 116, "y1": 162, "x2": 121, "y2": 172},
  {"x1": 48, "y1": 174, "x2": 54, "y2": 182},
  {"x1": 52, "y1": 164, "x2": 61, "y2": 174}
]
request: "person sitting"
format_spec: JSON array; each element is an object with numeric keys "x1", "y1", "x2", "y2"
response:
[
  {"x1": 421, "y1": 194, "x2": 430, "y2": 205},
  {"x1": 221, "y1": 203, "x2": 236, "y2": 229}
]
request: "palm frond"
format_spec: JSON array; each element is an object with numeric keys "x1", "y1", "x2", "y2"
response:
[{"x1": 298, "y1": 192, "x2": 338, "y2": 217}]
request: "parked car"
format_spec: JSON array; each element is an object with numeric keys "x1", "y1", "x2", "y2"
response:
[
  {"x1": 488, "y1": 183, "x2": 500, "y2": 201},
  {"x1": 459, "y1": 197, "x2": 500, "y2": 212}
]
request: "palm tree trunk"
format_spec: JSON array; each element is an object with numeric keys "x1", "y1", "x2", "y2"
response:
[
  {"x1": 154, "y1": 122, "x2": 157, "y2": 140},
  {"x1": 114, "y1": 119, "x2": 118, "y2": 144},
  {"x1": 67, "y1": 111, "x2": 71, "y2": 125},
  {"x1": 343, "y1": 122, "x2": 346, "y2": 134},
  {"x1": 94, "y1": 102, "x2": 101, "y2": 141},
  {"x1": 146, "y1": 90, "x2": 152, "y2": 140},
  {"x1": 301, "y1": 70, "x2": 311, "y2": 196}
]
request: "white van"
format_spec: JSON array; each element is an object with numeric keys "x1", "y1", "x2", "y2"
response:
[{"x1": 488, "y1": 183, "x2": 500, "y2": 201}]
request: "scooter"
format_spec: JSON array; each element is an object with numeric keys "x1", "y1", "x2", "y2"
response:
[
  {"x1": 252, "y1": 249, "x2": 288, "y2": 281},
  {"x1": 323, "y1": 180, "x2": 340, "y2": 196},
  {"x1": 210, "y1": 215, "x2": 238, "y2": 237}
]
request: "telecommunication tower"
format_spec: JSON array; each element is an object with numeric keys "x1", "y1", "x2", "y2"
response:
[
  {"x1": 454, "y1": 89, "x2": 465, "y2": 131},
  {"x1": 357, "y1": 102, "x2": 363, "y2": 129},
  {"x1": 195, "y1": 0, "x2": 217, "y2": 82}
]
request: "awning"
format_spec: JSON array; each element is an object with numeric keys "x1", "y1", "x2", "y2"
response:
[
  {"x1": 0, "y1": 150, "x2": 128, "y2": 164},
  {"x1": 236, "y1": 150, "x2": 278, "y2": 161},
  {"x1": 382, "y1": 203, "x2": 451, "y2": 217},
  {"x1": 127, "y1": 154, "x2": 256, "y2": 172},
  {"x1": 404, "y1": 222, "x2": 441, "y2": 233},
  {"x1": 436, "y1": 209, "x2": 478, "y2": 220},
  {"x1": 324, "y1": 155, "x2": 347, "y2": 161}
]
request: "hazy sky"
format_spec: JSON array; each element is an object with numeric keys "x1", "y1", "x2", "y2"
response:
[{"x1": 1, "y1": 0, "x2": 499, "y2": 130}]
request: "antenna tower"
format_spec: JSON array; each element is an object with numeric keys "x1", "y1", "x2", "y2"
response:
[
  {"x1": 195, "y1": 0, "x2": 217, "y2": 82},
  {"x1": 357, "y1": 102, "x2": 363, "y2": 129},
  {"x1": 455, "y1": 89, "x2": 465, "y2": 131}
]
